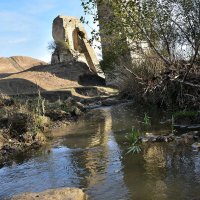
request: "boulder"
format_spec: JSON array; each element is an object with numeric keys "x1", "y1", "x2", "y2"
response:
[
  {"x1": 140, "y1": 134, "x2": 175, "y2": 143},
  {"x1": 75, "y1": 102, "x2": 85, "y2": 111},
  {"x1": 72, "y1": 107, "x2": 82, "y2": 117},
  {"x1": 11, "y1": 188, "x2": 87, "y2": 200},
  {"x1": 45, "y1": 110, "x2": 71, "y2": 121},
  {"x1": 3, "y1": 98, "x2": 14, "y2": 106},
  {"x1": 192, "y1": 142, "x2": 200, "y2": 150}
]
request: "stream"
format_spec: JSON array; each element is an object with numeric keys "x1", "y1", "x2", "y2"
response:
[{"x1": 0, "y1": 103, "x2": 200, "y2": 200}]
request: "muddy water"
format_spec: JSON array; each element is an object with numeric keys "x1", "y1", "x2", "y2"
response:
[{"x1": 0, "y1": 104, "x2": 200, "y2": 200}]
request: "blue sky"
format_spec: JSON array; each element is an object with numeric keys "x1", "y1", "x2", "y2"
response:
[{"x1": 0, "y1": 0, "x2": 91, "y2": 62}]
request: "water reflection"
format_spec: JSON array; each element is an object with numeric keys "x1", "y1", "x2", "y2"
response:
[
  {"x1": 0, "y1": 104, "x2": 200, "y2": 200},
  {"x1": 55, "y1": 107, "x2": 130, "y2": 199},
  {"x1": 144, "y1": 144, "x2": 167, "y2": 176},
  {"x1": 122, "y1": 142, "x2": 200, "y2": 200}
]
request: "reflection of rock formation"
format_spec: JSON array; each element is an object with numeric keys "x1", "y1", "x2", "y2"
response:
[
  {"x1": 81, "y1": 109, "x2": 112, "y2": 187},
  {"x1": 52, "y1": 16, "x2": 104, "y2": 78},
  {"x1": 143, "y1": 145, "x2": 166, "y2": 173},
  {"x1": 143, "y1": 145, "x2": 167, "y2": 200},
  {"x1": 87, "y1": 108, "x2": 112, "y2": 148},
  {"x1": 153, "y1": 180, "x2": 168, "y2": 200},
  {"x1": 72, "y1": 108, "x2": 129, "y2": 198},
  {"x1": 53, "y1": 108, "x2": 112, "y2": 148},
  {"x1": 122, "y1": 140, "x2": 200, "y2": 200},
  {"x1": 121, "y1": 144, "x2": 168, "y2": 199},
  {"x1": 63, "y1": 108, "x2": 112, "y2": 189},
  {"x1": 55, "y1": 108, "x2": 129, "y2": 198}
]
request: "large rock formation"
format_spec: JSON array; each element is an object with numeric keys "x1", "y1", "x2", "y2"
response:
[
  {"x1": 51, "y1": 15, "x2": 104, "y2": 78},
  {"x1": 11, "y1": 188, "x2": 87, "y2": 200}
]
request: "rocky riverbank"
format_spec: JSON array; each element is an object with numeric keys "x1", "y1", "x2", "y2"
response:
[{"x1": 140, "y1": 131, "x2": 200, "y2": 149}]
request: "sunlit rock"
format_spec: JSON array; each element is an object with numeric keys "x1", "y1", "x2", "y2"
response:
[{"x1": 11, "y1": 188, "x2": 87, "y2": 200}]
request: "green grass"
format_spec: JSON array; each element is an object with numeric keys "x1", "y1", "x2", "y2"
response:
[
  {"x1": 171, "y1": 110, "x2": 198, "y2": 133},
  {"x1": 126, "y1": 127, "x2": 141, "y2": 154},
  {"x1": 173, "y1": 110, "x2": 198, "y2": 118},
  {"x1": 143, "y1": 112, "x2": 151, "y2": 126},
  {"x1": 171, "y1": 115, "x2": 175, "y2": 133}
]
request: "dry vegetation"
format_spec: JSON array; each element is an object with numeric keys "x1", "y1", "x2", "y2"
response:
[{"x1": 0, "y1": 92, "x2": 85, "y2": 165}]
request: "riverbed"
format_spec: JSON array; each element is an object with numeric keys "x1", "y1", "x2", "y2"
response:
[{"x1": 0, "y1": 104, "x2": 200, "y2": 200}]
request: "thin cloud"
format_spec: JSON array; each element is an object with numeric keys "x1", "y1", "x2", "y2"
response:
[
  {"x1": 0, "y1": 11, "x2": 40, "y2": 33},
  {"x1": 7, "y1": 38, "x2": 29, "y2": 44}
]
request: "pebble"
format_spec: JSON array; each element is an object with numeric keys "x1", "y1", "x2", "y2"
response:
[{"x1": 192, "y1": 142, "x2": 200, "y2": 150}]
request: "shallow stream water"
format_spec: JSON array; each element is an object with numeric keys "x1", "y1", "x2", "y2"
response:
[{"x1": 0, "y1": 104, "x2": 200, "y2": 200}]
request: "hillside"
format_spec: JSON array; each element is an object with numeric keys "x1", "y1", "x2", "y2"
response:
[
  {"x1": 0, "y1": 59, "x2": 119, "y2": 100},
  {"x1": 0, "y1": 56, "x2": 47, "y2": 76}
]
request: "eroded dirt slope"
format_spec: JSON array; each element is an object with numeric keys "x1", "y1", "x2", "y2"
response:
[
  {"x1": 0, "y1": 59, "x2": 117, "y2": 98},
  {"x1": 0, "y1": 56, "x2": 46, "y2": 76}
]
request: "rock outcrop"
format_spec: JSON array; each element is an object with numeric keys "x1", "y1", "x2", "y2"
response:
[
  {"x1": 52, "y1": 15, "x2": 104, "y2": 78},
  {"x1": 10, "y1": 188, "x2": 87, "y2": 200}
]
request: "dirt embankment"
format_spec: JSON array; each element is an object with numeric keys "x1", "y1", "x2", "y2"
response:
[
  {"x1": 0, "y1": 58, "x2": 107, "y2": 95},
  {"x1": 0, "y1": 94, "x2": 88, "y2": 166}
]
